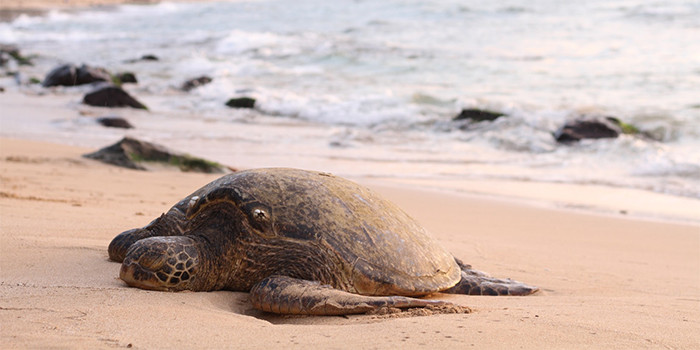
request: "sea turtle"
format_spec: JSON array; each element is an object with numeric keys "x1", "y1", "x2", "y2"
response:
[{"x1": 108, "y1": 168, "x2": 537, "y2": 315}]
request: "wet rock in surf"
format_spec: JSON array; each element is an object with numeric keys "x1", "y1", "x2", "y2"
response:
[
  {"x1": 125, "y1": 54, "x2": 159, "y2": 63},
  {"x1": 181, "y1": 76, "x2": 212, "y2": 91},
  {"x1": 116, "y1": 72, "x2": 138, "y2": 84},
  {"x1": 84, "y1": 137, "x2": 231, "y2": 173},
  {"x1": 42, "y1": 64, "x2": 111, "y2": 87},
  {"x1": 453, "y1": 108, "x2": 506, "y2": 122},
  {"x1": 140, "y1": 54, "x2": 159, "y2": 61},
  {"x1": 83, "y1": 85, "x2": 148, "y2": 109},
  {"x1": 225, "y1": 97, "x2": 256, "y2": 109},
  {"x1": 554, "y1": 117, "x2": 622, "y2": 143},
  {"x1": 96, "y1": 116, "x2": 134, "y2": 129}
]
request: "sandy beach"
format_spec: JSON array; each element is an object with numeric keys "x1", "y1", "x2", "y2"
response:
[
  {"x1": 1, "y1": 137, "x2": 698, "y2": 349},
  {"x1": 1, "y1": 0, "x2": 700, "y2": 348}
]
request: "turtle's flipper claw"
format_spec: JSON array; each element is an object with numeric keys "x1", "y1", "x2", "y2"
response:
[
  {"x1": 249, "y1": 275, "x2": 460, "y2": 316},
  {"x1": 444, "y1": 260, "x2": 539, "y2": 296},
  {"x1": 108, "y1": 227, "x2": 155, "y2": 262},
  {"x1": 108, "y1": 211, "x2": 187, "y2": 262}
]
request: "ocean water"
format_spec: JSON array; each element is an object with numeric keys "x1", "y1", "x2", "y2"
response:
[{"x1": 1, "y1": 0, "x2": 699, "y2": 199}]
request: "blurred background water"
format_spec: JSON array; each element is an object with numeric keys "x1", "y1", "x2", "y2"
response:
[{"x1": 1, "y1": 0, "x2": 699, "y2": 199}]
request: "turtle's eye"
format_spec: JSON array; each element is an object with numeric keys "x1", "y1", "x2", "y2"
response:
[
  {"x1": 252, "y1": 208, "x2": 268, "y2": 221},
  {"x1": 244, "y1": 202, "x2": 273, "y2": 233}
]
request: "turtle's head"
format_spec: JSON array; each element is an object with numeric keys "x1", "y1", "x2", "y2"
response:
[{"x1": 120, "y1": 236, "x2": 204, "y2": 291}]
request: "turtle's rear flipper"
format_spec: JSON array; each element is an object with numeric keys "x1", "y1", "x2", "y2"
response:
[
  {"x1": 249, "y1": 275, "x2": 458, "y2": 315},
  {"x1": 443, "y1": 259, "x2": 539, "y2": 296}
]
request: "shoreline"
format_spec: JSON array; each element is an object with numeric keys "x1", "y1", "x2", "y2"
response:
[
  {"x1": 1, "y1": 136, "x2": 698, "y2": 348},
  {"x1": 1, "y1": 90, "x2": 698, "y2": 226},
  {"x1": 0, "y1": 91, "x2": 700, "y2": 225}
]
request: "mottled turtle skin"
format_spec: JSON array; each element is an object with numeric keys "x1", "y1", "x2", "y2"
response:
[{"x1": 109, "y1": 168, "x2": 537, "y2": 315}]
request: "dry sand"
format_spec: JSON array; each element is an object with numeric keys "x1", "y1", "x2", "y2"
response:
[{"x1": 1, "y1": 137, "x2": 698, "y2": 349}]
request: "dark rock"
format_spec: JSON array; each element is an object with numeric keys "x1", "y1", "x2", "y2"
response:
[
  {"x1": 42, "y1": 63, "x2": 111, "y2": 87},
  {"x1": 76, "y1": 64, "x2": 112, "y2": 84},
  {"x1": 225, "y1": 97, "x2": 256, "y2": 109},
  {"x1": 0, "y1": 86, "x2": 5, "y2": 93},
  {"x1": 83, "y1": 137, "x2": 230, "y2": 173},
  {"x1": 42, "y1": 64, "x2": 77, "y2": 87},
  {"x1": 83, "y1": 85, "x2": 148, "y2": 109},
  {"x1": 125, "y1": 55, "x2": 159, "y2": 63},
  {"x1": 117, "y1": 72, "x2": 138, "y2": 84},
  {"x1": 181, "y1": 76, "x2": 212, "y2": 92},
  {"x1": 96, "y1": 116, "x2": 134, "y2": 129},
  {"x1": 84, "y1": 137, "x2": 170, "y2": 170},
  {"x1": 453, "y1": 108, "x2": 505, "y2": 122},
  {"x1": 554, "y1": 117, "x2": 622, "y2": 143}
]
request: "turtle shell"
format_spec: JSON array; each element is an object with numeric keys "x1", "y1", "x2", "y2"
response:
[{"x1": 183, "y1": 168, "x2": 461, "y2": 296}]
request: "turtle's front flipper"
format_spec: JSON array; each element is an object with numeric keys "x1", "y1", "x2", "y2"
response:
[
  {"x1": 443, "y1": 259, "x2": 539, "y2": 296},
  {"x1": 249, "y1": 275, "x2": 456, "y2": 315},
  {"x1": 108, "y1": 209, "x2": 187, "y2": 262}
]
